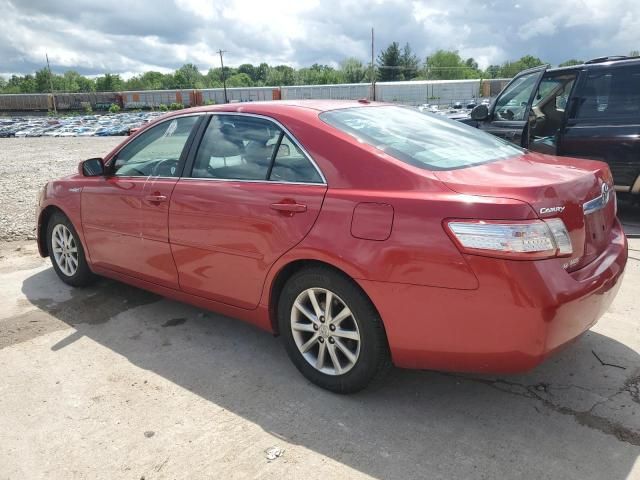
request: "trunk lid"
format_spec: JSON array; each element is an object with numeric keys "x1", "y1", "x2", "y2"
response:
[{"x1": 434, "y1": 152, "x2": 616, "y2": 271}]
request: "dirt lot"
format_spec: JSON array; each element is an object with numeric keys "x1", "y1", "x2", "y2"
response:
[
  {"x1": 0, "y1": 137, "x2": 123, "y2": 241},
  {"x1": 0, "y1": 138, "x2": 639, "y2": 479}
]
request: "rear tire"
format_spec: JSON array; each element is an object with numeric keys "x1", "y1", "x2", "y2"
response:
[
  {"x1": 46, "y1": 212, "x2": 95, "y2": 287},
  {"x1": 278, "y1": 267, "x2": 391, "y2": 393}
]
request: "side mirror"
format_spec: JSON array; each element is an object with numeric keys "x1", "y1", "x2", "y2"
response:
[
  {"x1": 470, "y1": 104, "x2": 489, "y2": 121},
  {"x1": 80, "y1": 157, "x2": 104, "y2": 176}
]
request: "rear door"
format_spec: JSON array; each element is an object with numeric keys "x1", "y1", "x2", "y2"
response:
[
  {"x1": 478, "y1": 66, "x2": 547, "y2": 147},
  {"x1": 560, "y1": 63, "x2": 640, "y2": 192},
  {"x1": 169, "y1": 113, "x2": 327, "y2": 309}
]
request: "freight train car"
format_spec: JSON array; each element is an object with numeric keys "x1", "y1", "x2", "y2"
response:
[
  {"x1": 281, "y1": 83, "x2": 371, "y2": 100},
  {"x1": 0, "y1": 93, "x2": 51, "y2": 111},
  {"x1": 374, "y1": 79, "x2": 481, "y2": 106},
  {"x1": 200, "y1": 86, "x2": 279, "y2": 104},
  {"x1": 53, "y1": 92, "x2": 120, "y2": 110},
  {"x1": 121, "y1": 89, "x2": 196, "y2": 109}
]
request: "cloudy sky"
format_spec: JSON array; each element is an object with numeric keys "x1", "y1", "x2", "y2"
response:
[{"x1": 1, "y1": 0, "x2": 639, "y2": 77}]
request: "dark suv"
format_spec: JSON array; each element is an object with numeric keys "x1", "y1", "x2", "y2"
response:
[{"x1": 463, "y1": 56, "x2": 640, "y2": 195}]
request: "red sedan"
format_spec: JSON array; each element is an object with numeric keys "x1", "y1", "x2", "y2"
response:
[{"x1": 36, "y1": 101, "x2": 627, "y2": 393}]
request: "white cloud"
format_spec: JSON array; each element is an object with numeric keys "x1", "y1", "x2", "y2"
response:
[{"x1": 1, "y1": 0, "x2": 640, "y2": 76}]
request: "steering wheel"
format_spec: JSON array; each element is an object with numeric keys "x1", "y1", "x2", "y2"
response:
[{"x1": 152, "y1": 158, "x2": 179, "y2": 177}]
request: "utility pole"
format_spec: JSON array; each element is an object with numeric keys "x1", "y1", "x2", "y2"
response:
[
  {"x1": 370, "y1": 28, "x2": 376, "y2": 101},
  {"x1": 217, "y1": 49, "x2": 228, "y2": 103},
  {"x1": 46, "y1": 53, "x2": 57, "y2": 114}
]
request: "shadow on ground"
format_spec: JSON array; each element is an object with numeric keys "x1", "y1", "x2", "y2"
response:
[{"x1": 21, "y1": 267, "x2": 640, "y2": 479}]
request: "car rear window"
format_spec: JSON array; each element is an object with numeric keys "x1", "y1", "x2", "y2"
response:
[{"x1": 320, "y1": 106, "x2": 523, "y2": 171}]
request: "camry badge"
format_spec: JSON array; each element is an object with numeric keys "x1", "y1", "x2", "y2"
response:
[{"x1": 540, "y1": 206, "x2": 565, "y2": 214}]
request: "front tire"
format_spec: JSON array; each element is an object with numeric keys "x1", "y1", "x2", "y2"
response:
[
  {"x1": 46, "y1": 212, "x2": 95, "y2": 287},
  {"x1": 278, "y1": 267, "x2": 391, "y2": 393}
]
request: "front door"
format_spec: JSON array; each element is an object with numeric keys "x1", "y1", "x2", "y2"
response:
[
  {"x1": 169, "y1": 114, "x2": 327, "y2": 309},
  {"x1": 478, "y1": 66, "x2": 547, "y2": 147},
  {"x1": 81, "y1": 115, "x2": 201, "y2": 287}
]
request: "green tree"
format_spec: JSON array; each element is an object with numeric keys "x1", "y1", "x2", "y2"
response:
[
  {"x1": 266, "y1": 65, "x2": 295, "y2": 86},
  {"x1": 340, "y1": 58, "x2": 367, "y2": 83},
  {"x1": 139, "y1": 71, "x2": 165, "y2": 90},
  {"x1": 226, "y1": 73, "x2": 252, "y2": 87},
  {"x1": 400, "y1": 43, "x2": 420, "y2": 80},
  {"x1": 484, "y1": 64, "x2": 501, "y2": 78},
  {"x1": 34, "y1": 68, "x2": 52, "y2": 92},
  {"x1": 256, "y1": 63, "x2": 270, "y2": 83},
  {"x1": 95, "y1": 73, "x2": 124, "y2": 91},
  {"x1": 237, "y1": 64, "x2": 257, "y2": 82},
  {"x1": 498, "y1": 55, "x2": 544, "y2": 77},
  {"x1": 425, "y1": 50, "x2": 469, "y2": 79},
  {"x1": 174, "y1": 63, "x2": 204, "y2": 88},
  {"x1": 558, "y1": 59, "x2": 583, "y2": 67},
  {"x1": 377, "y1": 41, "x2": 402, "y2": 81}
]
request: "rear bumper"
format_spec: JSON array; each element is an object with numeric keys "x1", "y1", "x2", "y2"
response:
[{"x1": 359, "y1": 219, "x2": 628, "y2": 373}]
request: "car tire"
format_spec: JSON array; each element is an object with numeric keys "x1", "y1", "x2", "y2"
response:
[
  {"x1": 46, "y1": 212, "x2": 95, "y2": 287},
  {"x1": 278, "y1": 266, "x2": 391, "y2": 393}
]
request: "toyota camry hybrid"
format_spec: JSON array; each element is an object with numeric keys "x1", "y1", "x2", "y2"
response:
[{"x1": 36, "y1": 100, "x2": 628, "y2": 393}]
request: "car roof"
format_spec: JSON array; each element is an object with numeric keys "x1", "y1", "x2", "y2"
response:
[
  {"x1": 174, "y1": 99, "x2": 386, "y2": 116},
  {"x1": 549, "y1": 56, "x2": 640, "y2": 73}
]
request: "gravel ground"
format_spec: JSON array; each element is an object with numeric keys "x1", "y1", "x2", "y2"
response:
[{"x1": 0, "y1": 137, "x2": 122, "y2": 241}]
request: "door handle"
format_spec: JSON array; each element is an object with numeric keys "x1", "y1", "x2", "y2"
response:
[
  {"x1": 144, "y1": 193, "x2": 168, "y2": 204},
  {"x1": 270, "y1": 201, "x2": 307, "y2": 214}
]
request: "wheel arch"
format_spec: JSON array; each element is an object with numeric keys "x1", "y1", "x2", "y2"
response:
[
  {"x1": 37, "y1": 204, "x2": 86, "y2": 259},
  {"x1": 267, "y1": 258, "x2": 386, "y2": 337},
  {"x1": 37, "y1": 205, "x2": 68, "y2": 257}
]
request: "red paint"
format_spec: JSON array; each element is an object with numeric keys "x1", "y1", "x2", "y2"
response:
[{"x1": 37, "y1": 100, "x2": 628, "y2": 374}]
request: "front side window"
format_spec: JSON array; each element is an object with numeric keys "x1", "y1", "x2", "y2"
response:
[
  {"x1": 320, "y1": 106, "x2": 523, "y2": 171},
  {"x1": 113, "y1": 116, "x2": 199, "y2": 177},
  {"x1": 493, "y1": 71, "x2": 541, "y2": 121},
  {"x1": 192, "y1": 115, "x2": 323, "y2": 183}
]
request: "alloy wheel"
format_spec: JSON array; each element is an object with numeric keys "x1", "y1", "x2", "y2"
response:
[
  {"x1": 51, "y1": 224, "x2": 79, "y2": 277},
  {"x1": 290, "y1": 287, "x2": 361, "y2": 375}
]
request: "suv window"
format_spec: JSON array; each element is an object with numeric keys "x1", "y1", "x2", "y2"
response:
[
  {"x1": 493, "y1": 71, "x2": 541, "y2": 121},
  {"x1": 572, "y1": 66, "x2": 640, "y2": 121},
  {"x1": 113, "y1": 116, "x2": 199, "y2": 177},
  {"x1": 192, "y1": 115, "x2": 322, "y2": 183}
]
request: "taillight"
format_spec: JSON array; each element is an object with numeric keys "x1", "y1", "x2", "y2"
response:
[{"x1": 445, "y1": 219, "x2": 573, "y2": 260}]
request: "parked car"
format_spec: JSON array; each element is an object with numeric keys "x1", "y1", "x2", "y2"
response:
[
  {"x1": 462, "y1": 56, "x2": 640, "y2": 195},
  {"x1": 36, "y1": 101, "x2": 627, "y2": 393}
]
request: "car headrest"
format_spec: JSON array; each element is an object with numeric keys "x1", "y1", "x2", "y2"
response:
[
  {"x1": 232, "y1": 119, "x2": 274, "y2": 144},
  {"x1": 201, "y1": 133, "x2": 243, "y2": 157}
]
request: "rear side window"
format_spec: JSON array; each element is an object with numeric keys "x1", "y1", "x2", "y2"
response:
[
  {"x1": 192, "y1": 114, "x2": 323, "y2": 183},
  {"x1": 270, "y1": 134, "x2": 323, "y2": 183},
  {"x1": 572, "y1": 66, "x2": 640, "y2": 121},
  {"x1": 320, "y1": 106, "x2": 523, "y2": 171}
]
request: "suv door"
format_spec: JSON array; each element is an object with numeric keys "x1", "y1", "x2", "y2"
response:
[
  {"x1": 476, "y1": 66, "x2": 547, "y2": 147},
  {"x1": 169, "y1": 113, "x2": 327, "y2": 309},
  {"x1": 561, "y1": 63, "x2": 640, "y2": 192},
  {"x1": 81, "y1": 115, "x2": 201, "y2": 287}
]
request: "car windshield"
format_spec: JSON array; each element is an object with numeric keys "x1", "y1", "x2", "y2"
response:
[{"x1": 320, "y1": 106, "x2": 524, "y2": 170}]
